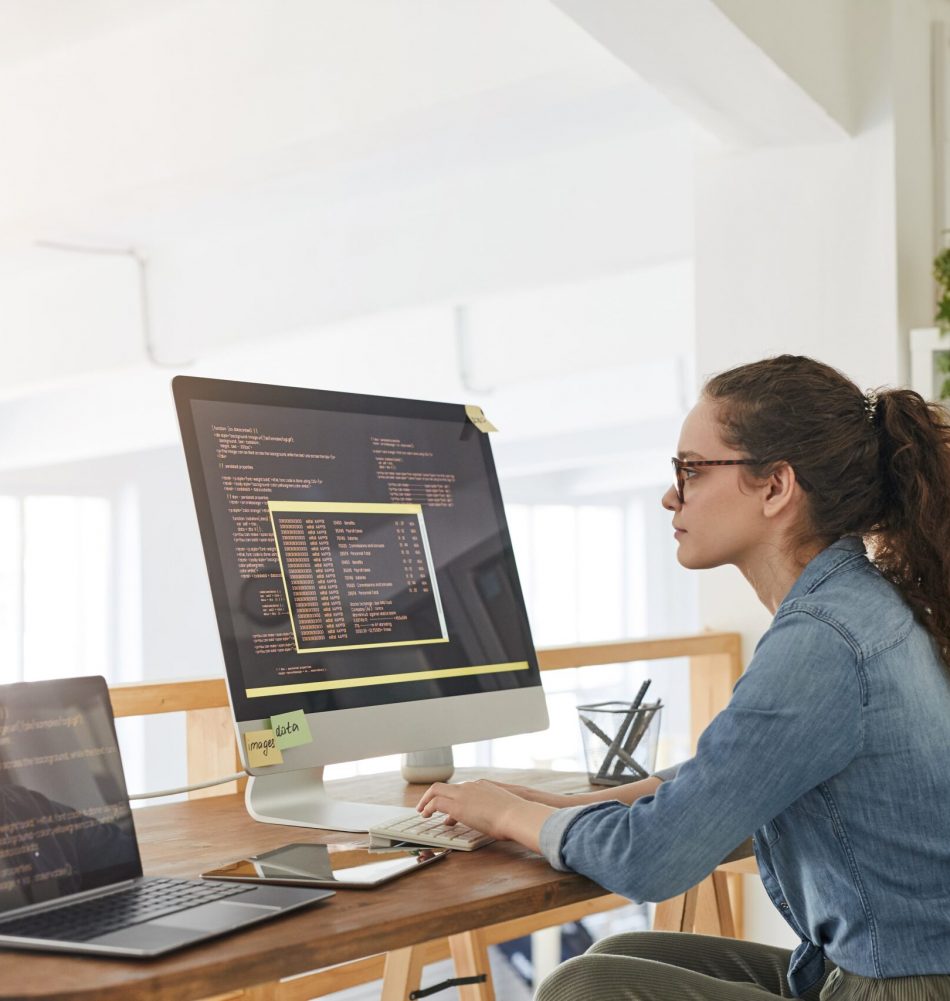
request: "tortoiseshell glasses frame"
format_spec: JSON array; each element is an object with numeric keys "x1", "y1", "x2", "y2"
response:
[{"x1": 670, "y1": 457, "x2": 763, "y2": 504}]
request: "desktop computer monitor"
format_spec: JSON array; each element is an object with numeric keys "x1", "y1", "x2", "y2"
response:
[{"x1": 173, "y1": 376, "x2": 549, "y2": 831}]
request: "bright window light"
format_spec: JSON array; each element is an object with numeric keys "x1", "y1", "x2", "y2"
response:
[
  {"x1": 0, "y1": 497, "x2": 20, "y2": 685},
  {"x1": 21, "y1": 496, "x2": 111, "y2": 683}
]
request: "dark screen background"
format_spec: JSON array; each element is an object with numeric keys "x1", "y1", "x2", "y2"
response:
[{"x1": 0, "y1": 677, "x2": 140, "y2": 914}]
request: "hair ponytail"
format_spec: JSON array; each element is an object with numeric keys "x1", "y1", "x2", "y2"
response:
[
  {"x1": 869, "y1": 389, "x2": 950, "y2": 665},
  {"x1": 704, "y1": 356, "x2": 950, "y2": 668}
]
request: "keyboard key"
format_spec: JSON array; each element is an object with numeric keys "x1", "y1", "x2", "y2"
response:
[{"x1": 368, "y1": 812, "x2": 494, "y2": 851}]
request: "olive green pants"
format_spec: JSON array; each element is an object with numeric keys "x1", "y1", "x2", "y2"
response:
[{"x1": 534, "y1": 932, "x2": 950, "y2": 1001}]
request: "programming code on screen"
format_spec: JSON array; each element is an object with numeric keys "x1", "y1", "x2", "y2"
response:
[
  {"x1": 269, "y1": 501, "x2": 448, "y2": 653},
  {"x1": 186, "y1": 393, "x2": 534, "y2": 710},
  {"x1": 0, "y1": 696, "x2": 138, "y2": 911}
]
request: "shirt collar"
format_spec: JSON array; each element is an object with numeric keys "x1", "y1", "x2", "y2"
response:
[{"x1": 780, "y1": 535, "x2": 867, "y2": 607}]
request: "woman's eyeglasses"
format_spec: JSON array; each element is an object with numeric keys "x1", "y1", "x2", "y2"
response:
[{"x1": 670, "y1": 457, "x2": 762, "y2": 504}]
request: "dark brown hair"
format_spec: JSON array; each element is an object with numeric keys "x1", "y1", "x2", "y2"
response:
[{"x1": 704, "y1": 355, "x2": 950, "y2": 666}]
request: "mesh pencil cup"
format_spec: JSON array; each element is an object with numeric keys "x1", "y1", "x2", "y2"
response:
[{"x1": 576, "y1": 700, "x2": 663, "y2": 786}]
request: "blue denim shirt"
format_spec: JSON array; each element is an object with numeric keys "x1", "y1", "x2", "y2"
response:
[{"x1": 539, "y1": 537, "x2": 950, "y2": 996}]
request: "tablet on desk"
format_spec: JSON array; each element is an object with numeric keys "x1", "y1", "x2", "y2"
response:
[{"x1": 202, "y1": 843, "x2": 449, "y2": 889}]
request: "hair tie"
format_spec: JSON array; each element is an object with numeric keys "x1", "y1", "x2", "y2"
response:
[{"x1": 863, "y1": 390, "x2": 879, "y2": 422}]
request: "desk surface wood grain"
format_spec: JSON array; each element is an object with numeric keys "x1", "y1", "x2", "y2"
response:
[{"x1": 0, "y1": 768, "x2": 604, "y2": 1001}]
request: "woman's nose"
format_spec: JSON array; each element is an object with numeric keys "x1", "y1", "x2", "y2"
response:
[{"x1": 661, "y1": 483, "x2": 680, "y2": 512}]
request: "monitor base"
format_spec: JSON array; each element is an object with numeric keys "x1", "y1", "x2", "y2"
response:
[
  {"x1": 244, "y1": 767, "x2": 414, "y2": 833},
  {"x1": 400, "y1": 746, "x2": 454, "y2": 784}
]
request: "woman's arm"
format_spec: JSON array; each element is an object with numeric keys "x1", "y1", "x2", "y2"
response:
[
  {"x1": 415, "y1": 775, "x2": 665, "y2": 853},
  {"x1": 488, "y1": 775, "x2": 663, "y2": 810}
]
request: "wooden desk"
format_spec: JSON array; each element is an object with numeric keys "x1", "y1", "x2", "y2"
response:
[{"x1": 0, "y1": 768, "x2": 627, "y2": 1001}]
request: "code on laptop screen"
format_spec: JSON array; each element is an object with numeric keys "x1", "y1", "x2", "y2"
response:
[{"x1": 0, "y1": 677, "x2": 141, "y2": 914}]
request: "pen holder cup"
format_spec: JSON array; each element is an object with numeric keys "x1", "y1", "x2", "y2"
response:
[{"x1": 577, "y1": 700, "x2": 663, "y2": 786}]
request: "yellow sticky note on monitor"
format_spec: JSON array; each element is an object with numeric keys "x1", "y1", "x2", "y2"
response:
[
  {"x1": 465, "y1": 404, "x2": 498, "y2": 433},
  {"x1": 244, "y1": 729, "x2": 284, "y2": 767},
  {"x1": 270, "y1": 709, "x2": 313, "y2": 750}
]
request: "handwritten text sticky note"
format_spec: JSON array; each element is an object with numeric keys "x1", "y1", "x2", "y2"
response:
[
  {"x1": 270, "y1": 709, "x2": 313, "y2": 750},
  {"x1": 464, "y1": 404, "x2": 498, "y2": 433},
  {"x1": 245, "y1": 729, "x2": 284, "y2": 767}
]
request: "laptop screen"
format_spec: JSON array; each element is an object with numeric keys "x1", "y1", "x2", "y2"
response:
[{"x1": 0, "y1": 677, "x2": 142, "y2": 914}]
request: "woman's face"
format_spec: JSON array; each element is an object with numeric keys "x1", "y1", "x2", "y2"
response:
[{"x1": 661, "y1": 397, "x2": 770, "y2": 570}]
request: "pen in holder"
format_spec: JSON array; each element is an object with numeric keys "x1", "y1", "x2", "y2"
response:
[{"x1": 577, "y1": 694, "x2": 663, "y2": 787}]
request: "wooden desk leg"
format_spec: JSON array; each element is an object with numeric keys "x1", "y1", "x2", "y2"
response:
[
  {"x1": 381, "y1": 944, "x2": 425, "y2": 1001},
  {"x1": 448, "y1": 928, "x2": 495, "y2": 1001},
  {"x1": 653, "y1": 882, "x2": 699, "y2": 933},
  {"x1": 655, "y1": 873, "x2": 735, "y2": 939},
  {"x1": 694, "y1": 871, "x2": 735, "y2": 938}
]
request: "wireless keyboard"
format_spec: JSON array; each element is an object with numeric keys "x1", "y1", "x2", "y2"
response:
[{"x1": 368, "y1": 812, "x2": 494, "y2": 851}]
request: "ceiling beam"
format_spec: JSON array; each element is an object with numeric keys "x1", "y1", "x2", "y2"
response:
[{"x1": 551, "y1": 0, "x2": 853, "y2": 146}]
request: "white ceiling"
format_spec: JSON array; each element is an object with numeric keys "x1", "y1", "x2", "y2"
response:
[
  {"x1": 0, "y1": 0, "x2": 682, "y2": 241},
  {"x1": 0, "y1": 0, "x2": 189, "y2": 67},
  {"x1": 0, "y1": 0, "x2": 694, "y2": 391}
]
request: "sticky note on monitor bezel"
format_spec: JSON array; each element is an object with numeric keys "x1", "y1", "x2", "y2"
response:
[
  {"x1": 270, "y1": 709, "x2": 313, "y2": 750},
  {"x1": 244, "y1": 729, "x2": 284, "y2": 767}
]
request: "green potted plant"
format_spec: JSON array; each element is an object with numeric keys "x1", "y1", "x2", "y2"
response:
[{"x1": 932, "y1": 245, "x2": 950, "y2": 399}]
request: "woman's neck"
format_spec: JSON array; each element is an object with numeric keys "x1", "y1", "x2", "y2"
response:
[{"x1": 738, "y1": 539, "x2": 825, "y2": 615}]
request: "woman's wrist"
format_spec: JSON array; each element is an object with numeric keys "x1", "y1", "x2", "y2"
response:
[
  {"x1": 578, "y1": 776, "x2": 663, "y2": 806},
  {"x1": 502, "y1": 800, "x2": 557, "y2": 852}
]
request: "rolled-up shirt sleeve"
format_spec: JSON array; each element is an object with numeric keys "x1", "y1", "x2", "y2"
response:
[
  {"x1": 540, "y1": 608, "x2": 864, "y2": 902},
  {"x1": 539, "y1": 761, "x2": 690, "y2": 870},
  {"x1": 652, "y1": 762, "x2": 686, "y2": 783},
  {"x1": 539, "y1": 804, "x2": 595, "y2": 871}
]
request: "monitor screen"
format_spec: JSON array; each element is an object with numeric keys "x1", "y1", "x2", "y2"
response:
[{"x1": 173, "y1": 377, "x2": 547, "y2": 794}]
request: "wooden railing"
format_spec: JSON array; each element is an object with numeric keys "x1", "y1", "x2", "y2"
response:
[
  {"x1": 109, "y1": 631, "x2": 743, "y2": 791},
  {"x1": 108, "y1": 632, "x2": 749, "y2": 1000}
]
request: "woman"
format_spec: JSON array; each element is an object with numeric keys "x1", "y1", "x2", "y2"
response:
[{"x1": 417, "y1": 355, "x2": 950, "y2": 1000}]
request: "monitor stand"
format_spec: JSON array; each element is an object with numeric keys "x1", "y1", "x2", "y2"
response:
[{"x1": 245, "y1": 767, "x2": 413, "y2": 833}]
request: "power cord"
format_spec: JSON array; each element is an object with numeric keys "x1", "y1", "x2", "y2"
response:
[{"x1": 128, "y1": 771, "x2": 248, "y2": 801}]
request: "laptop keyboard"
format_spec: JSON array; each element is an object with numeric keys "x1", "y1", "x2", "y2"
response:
[{"x1": 0, "y1": 877, "x2": 255, "y2": 943}]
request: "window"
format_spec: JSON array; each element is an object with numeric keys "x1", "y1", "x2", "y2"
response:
[{"x1": 0, "y1": 495, "x2": 112, "y2": 685}]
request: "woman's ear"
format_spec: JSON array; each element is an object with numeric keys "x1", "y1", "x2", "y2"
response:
[{"x1": 762, "y1": 462, "x2": 799, "y2": 520}]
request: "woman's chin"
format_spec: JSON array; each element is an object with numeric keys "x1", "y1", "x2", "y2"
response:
[{"x1": 675, "y1": 542, "x2": 718, "y2": 571}]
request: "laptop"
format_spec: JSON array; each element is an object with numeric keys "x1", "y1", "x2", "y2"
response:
[{"x1": 0, "y1": 676, "x2": 334, "y2": 957}]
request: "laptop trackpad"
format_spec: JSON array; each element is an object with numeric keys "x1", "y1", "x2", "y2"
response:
[
  {"x1": 92, "y1": 902, "x2": 280, "y2": 952},
  {"x1": 152, "y1": 900, "x2": 280, "y2": 933}
]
